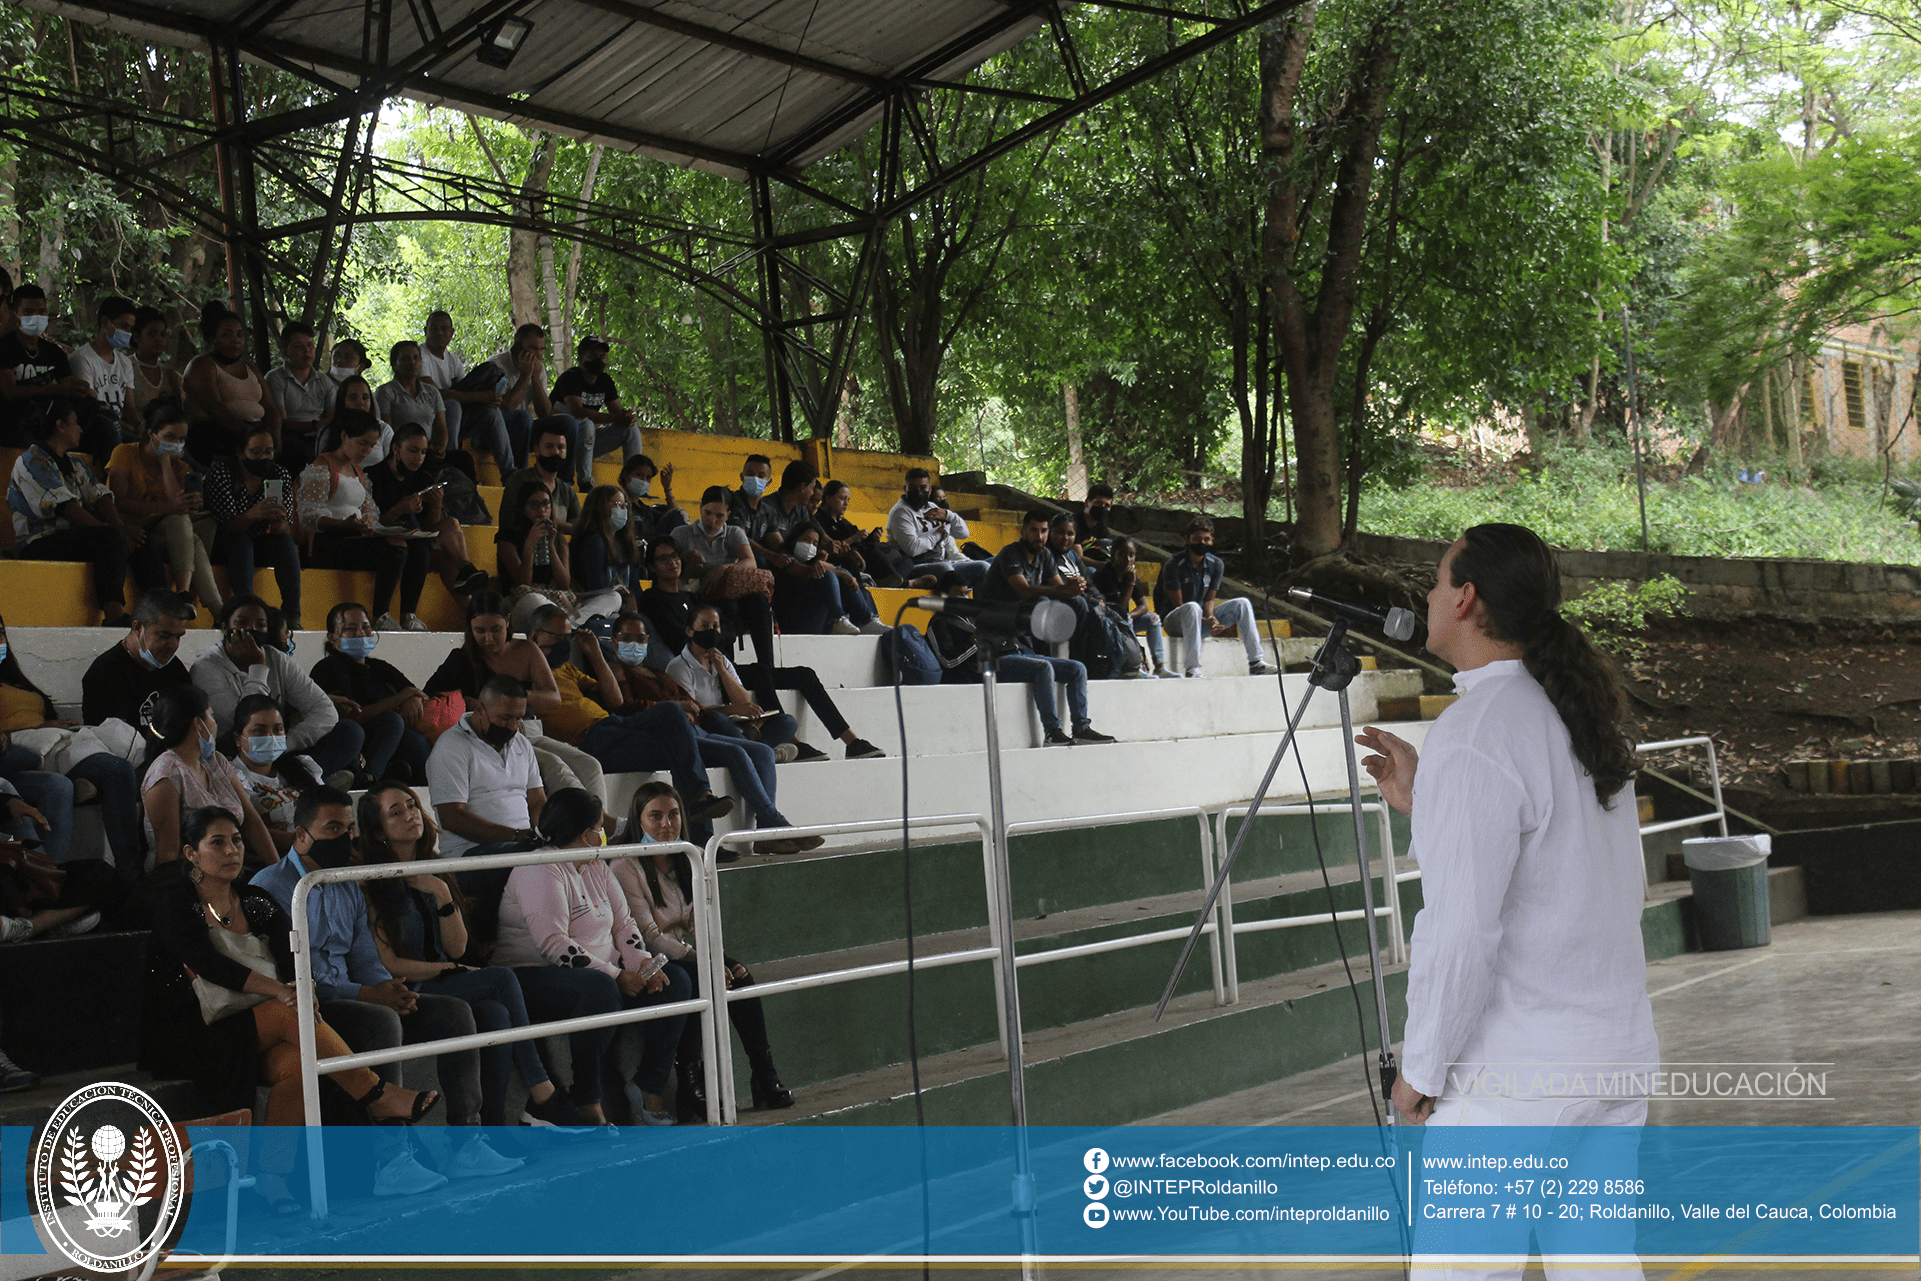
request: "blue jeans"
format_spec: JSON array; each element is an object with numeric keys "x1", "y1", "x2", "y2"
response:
[
  {"x1": 359, "y1": 710, "x2": 428, "y2": 784},
  {"x1": 578, "y1": 705, "x2": 714, "y2": 807},
  {"x1": 418, "y1": 962, "x2": 551, "y2": 1126},
  {"x1": 774, "y1": 570, "x2": 845, "y2": 634},
  {"x1": 0, "y1": 744, "x2": 142, "y2": 874},
  {"x1": 699, "y1": 706, "x2": 796, "y2": 751},
  {"x1": 4, "y1": 768, "x2": 71, "y2": 860},
  {"x1": 995, "y1": 653, "x2": 1089, "y2": 734},
  {"x1": 302, "y1": 720, "x2": 367, "y2": 777},
  {"x1": 909, "y1": 550, "x2": 989, "y2": 586},
  {"x1": 444, "y1": 400, "x2": 521, "y2": 474},
  {"x1": 575, "y1": 418, "x2": 643, "y2": 489},
  {"x1": 220, "y1": 528, "x2": 303, "y2": 625},
  {"x1": 513, "y1": 962, "x2": 690, "y2": 1101},
  {"x1": 691, "y1": 723, "x2": 787, "y2": 826}
]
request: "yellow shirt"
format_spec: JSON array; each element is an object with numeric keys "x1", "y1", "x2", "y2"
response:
[
  {"x1": 106, "y1": 442, "x2": 189, "y2": 504},
  {"x1": 0, "y1": 682, "x2": 47, "y2": 733},
  {"x1": 541, "y1": 663, "x2": 610, "y2": 745}
]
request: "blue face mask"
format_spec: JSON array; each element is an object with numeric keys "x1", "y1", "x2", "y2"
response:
[
  {"x1": 610, "y1": 507, "x2": 629, "y2": 532},
  {"x1": 639, "y1": 832, "x2": 660, "y2": 845},
  {"x1": 109, "y1": 329, "x2": 133, "y2": 351},
  {"x1": 0, "y1": 643, "x2": 9, "y2": 665},
  {"x1": 198, "y1": 734, "x2": 217, "y2": 762},
  {"x1": 339, "y1": 635, "x2": 376, "y2": 658},
  {"x1": 615, "y1": 640, "x2": 647, "y2": 666},
  {"x1": 626, "y1": 478, "x2": 651, "y2": 499},
  {"x1": 17, "y1": 315, "x2": 48, "y2": 339},
  {"x1": 243, "y1": 734, "x2": 286, "y2": 764},
  {"x1": 138, "y1": 647, "x2": 162, "y2": 670},
  {"x1": 740, "y1": 475, "x2": 767, "y2": 497},
  {"x1": 154, "y1": 440, "x2": 186, "y2": 456}
]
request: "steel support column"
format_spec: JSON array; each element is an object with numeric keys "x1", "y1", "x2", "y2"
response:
[{"x1": 752, "y1": 173, "x2": 794, "y2": 442}]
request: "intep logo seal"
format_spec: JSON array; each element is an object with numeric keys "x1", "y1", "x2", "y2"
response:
[{"x1": 30, "y1": 1082, "x2": 190, "y2": 1273}]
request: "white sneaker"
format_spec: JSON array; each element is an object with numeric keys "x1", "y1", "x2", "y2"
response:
[
  {"x1": 773, "y1": 743, "x2": 799, "y2": 764},
  {"x1": 829, "y1": 616, "x2": 860, "y2": 636},
  {"x1": 44, "y1": 910, "x2": 101, "y2": 939},
  {"x1": 1153, "y1": 666, "x2": 1181, "y2": 680},
  {"x1": 625, "y1": 1081, "x2": 677, "y2": 1127},
  {"x1": 0, "y1": 917, "x2": 34, "y2": 944},
  {"x1": 375, "y1": 613, "x2": 407, "y2": 633},
  {"x1": 1183, "y1": 668, "x2": 1203, "y2": 679},
  {"x1": 447, "y1": 1132, "x2": 524, "y2": 1178},
  {"x1": 372, "y1": 1146, "x2": 449, "y2": 1197},
  {"x1": 1249, "y1": 659, "x2": 1280, "y2": 676},
  {"x1": 858, "y1": 618, "x2": 891, "y2": 635},
  {"x1": 401, "y1": 614, "x2": 430, "y2": 633}
]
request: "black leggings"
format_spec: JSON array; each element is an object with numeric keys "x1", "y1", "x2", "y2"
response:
[
  {"x1": 308, "y1": 532, "x2": 430, "y2": 618},
  {"x1": 733, "y1": 662, "x2": 850, "y2": 739},
  {"x1": 675, "y1": 954, "x2": 772, "y2": 1067}
]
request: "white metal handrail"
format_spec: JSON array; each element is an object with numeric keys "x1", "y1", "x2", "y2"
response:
[
  {"x1": 701, "y1": 814, "x2": 994, "y2": 1124},
  {"x1": 1213, "y1": 800, "x2": 1405, "y2": 1003},
  {"x1": 288, "y1": 839, "x2": 718, "y2": 1218},
  {"x1": 1634, "y1": 735, "x2": 1729, "y2": 894}
]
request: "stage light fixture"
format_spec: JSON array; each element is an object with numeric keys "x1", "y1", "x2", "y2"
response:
[{"x1": 476, "y1": 15, "x2": 534, "y2": 69}]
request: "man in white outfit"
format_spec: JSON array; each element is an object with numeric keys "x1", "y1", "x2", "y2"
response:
[{"x1": 1358, "y1": 523, "x2": 1659, "y2": 1281}]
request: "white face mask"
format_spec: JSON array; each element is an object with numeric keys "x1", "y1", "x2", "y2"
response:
[
  {"x1": 792, "y1": 542, "x2": 817, "y2": 563},
  {"x1": 329, "y1": 365, "x2": 356, "y2": 383},
  {"x1": 17, "y1": 315, "x2": 49, "y2": 338}
]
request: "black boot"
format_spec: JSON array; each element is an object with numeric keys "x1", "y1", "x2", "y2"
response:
[
  {"x1": 750, "y1": 1053, "x2": 794, "y2": 1110},
  {"x1": 675, "y1": 1058, "x2": 709, "y2": 1124}
]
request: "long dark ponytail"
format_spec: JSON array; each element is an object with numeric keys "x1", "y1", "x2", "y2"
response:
[{"x1": 1449, "y1": 523, "x2": 1637, "y2": 806}]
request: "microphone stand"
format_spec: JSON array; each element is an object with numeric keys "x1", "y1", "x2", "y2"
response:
[
  {"x1": 1154, "y1": 618, "x2": 1401, "y2": 1124},
  {"x1": 977, "y1": 631, "x2": 1039, "y2": 1278}
]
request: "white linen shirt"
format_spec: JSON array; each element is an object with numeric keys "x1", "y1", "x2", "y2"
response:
[
  {"x1": 425, "y1": 714, "x2": 541, "y2": 856},
  {"x1": 1400, "y1": 659, "x2": 1658, "y2": 1100}
]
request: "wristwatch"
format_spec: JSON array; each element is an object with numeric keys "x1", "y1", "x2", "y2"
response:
[{"x1": 437, "y1": 900, "x2": 458, "y2": 918}]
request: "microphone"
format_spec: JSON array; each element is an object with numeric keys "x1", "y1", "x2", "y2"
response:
[
  {"x1": 913, "y1": 595, "x2": 1077, "y2": 644},
  {"x1": 1286, "y1": 587, "x2": 1418, "y2": 642}
]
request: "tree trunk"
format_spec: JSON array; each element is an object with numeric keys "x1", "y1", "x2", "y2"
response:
[
  {"x1": 508, "y1": 134, "x2": 554, "y2": 328},
  {"x1": 558, "y1": 144, "x2": 604, "y2": 368},
  {"x1": 1786, "y1": 356, "x2": 1807, "y2": 470},
  {"x1": 1063, "y1": 382, "x2": 1087, "y2": 501}
]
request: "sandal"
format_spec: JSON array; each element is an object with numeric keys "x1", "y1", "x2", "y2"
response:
[{"x1": 361, "y1": 1079, "x2": 441, "y2": 1125}]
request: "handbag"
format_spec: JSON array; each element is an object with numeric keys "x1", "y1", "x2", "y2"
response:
[
  {"x1": 409, "y1": 691, "x2": 466, "y2": 742},
  {"x1": 190, "y1": 924, "x2": 278, "y2": 1025},
  {"x1": 0, "y1": 841, "x2": 64, "y2": 904}
]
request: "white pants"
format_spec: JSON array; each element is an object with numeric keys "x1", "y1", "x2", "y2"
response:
[
  {"x1": 1163, "y1": 596, "x2": 1262, "y2": 669},
  {"x1": 1412, "y1": 1094, "x2": 1648, "y2": 1281}
]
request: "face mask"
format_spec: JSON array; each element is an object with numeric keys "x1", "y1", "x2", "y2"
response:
[
  {"x1": 904, "y1": 491, "x2": 929, "y2": 509},
  {"x1": 199, "y1": 734, "x2": 218, "y2": 762},
  {"x1": 609, "y1": 507, "x2": 629, "y2": 532},
  {"x1": 691, "y1": 628, "x2": 723, "y2": 652},
  {"x1": 543, "y1": 638, "x2": 572, "y2": 667},
  {"x1": 17, "y1": 315, "x2": 48, "y2": 338},
  {"x1": 615, "y1": 640, "x2": 648, "y2": 666},
  {"x1": 536, "y1": 453, "x2": 566, "y2": 474},
  {"x1": 329, "y1": 365, "x2": 356, "y2": 383},
  {"x1": 338, "y1": 635, "x2": 376, "y2": 658},
  {"x1": 639, "y1": 832, "x2": 660, "y2": 845},
  {"x1": 1188, "y1": 541, "x2": 1209, "y2": 557},
  {"x1": 243, "y1": 458, "x2": 278, "y2": 477},
  {"x1": 109, "y1": 329, "x2": 133, "y2": 351},
  {"x1": 740, "y1": 475, "x2": 767, "y2": 497},
  {"x1": 583, "y1": 359, "x2": 606, "y2": 375},
  {"x1": 481, "y1": 721, "x2": 516, "y2": 748},
  {"x1": 243, "y1": 734, "x2": 287, "y2": 764},
  {"x1": 0, "y1": 643, "x2": 9, "y2": 665},
  {"x1": 302, "y1": 831, "x2": 355, "y2": 868},
  {"x1": 792, "y1": 542, "x2": 817, "y2": 563},
  {"x1": 137, "y1": 645, "x2": 162, "y2": 669},
  {"x1": 278, "y1": 636, "x2": 295, "y2": 656},
  {"x1": 626, "y1": 478, "x2": 651, "y2": 499},
  {"x1": 155, "y1": 440, "x2": 186, "y2": 456}
]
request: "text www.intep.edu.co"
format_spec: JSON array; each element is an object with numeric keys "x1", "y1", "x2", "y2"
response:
[{"x1": 1108, "y1": 1153, "x2": 1401, "y2": 1170}]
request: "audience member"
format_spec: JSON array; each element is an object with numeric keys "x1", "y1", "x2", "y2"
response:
[
  {"x1": 726, "y1": 454, "x2": 776, "y2": 546},
  {"x1": 492, "y1": 323, "x2": 578, "y2": 490},
  {"x1": 68, "y1": 294, "x2": 141, "y2": 452},
  {"x1": 500, "y1": 416, "x2": 581, "y2": 534},
  {"x1": 139, "y1": 807, "x2": 442, "y2": 1211},
  {"x1": 426, "y1": 673, "x2": 547, "y2": 859},
  {"x1": 311, "y1": 603, "x2": 431, "y2": 784},
  {"x1": 106, "y1": 401, "x2": 222, "y2": 613},
  {"x1": 129, "y1": 306, "x2": 185, "y2": 420},
  {"x1": 318, "y1": 373, "x2": 393, "y2": 463},
  {"x1": 816, "y1": 478, "x2": 889, "y2": 582},
  {"x1": 422, "y1": 593, "x2": 605, "y2": 801},
  {"x1": 327, "y1": 337, "x2": 371, "y2": 386},
  {"x1": 773, "y1": 516, "x2": 865, "y2": 636},
  {"x1": 887, "y1": 468, "x2": 987, "y2": 586},
  {"x1": 139, "y1": 685, "x2": 280, "y2": 868},
  {"x1": 82, "y1": 588, "x2": 195, "y2": 728},
  {"x1": 254, "y1": 787, "x2": 496, "y2": 1167},
  {"x1": 552, "y1": 335, "x2": 642, "y2": 492},
  {"x1": 370, "y1": 422, "x2": 490, "y2": 602},
  {"x1": 191, "y1": 595, "x2": 364, "y2": 779},
  {"x1": 616, "y1": 454, "x2": 686, "y2": 544},
  {"x1": 572, "y1": 484, "x2": 643, "y2": 611},
  {"x1": 226, "y1": 692, "x2": 320, "y2": 854},
  {"x1": 0, "y1": 754, "x2": 81, "y2": 873},
  {"x1": 494, "y1": 787, "x2": 689, "y2": 1125},
  {"x1": 0, "y1": 786, "x2": 124, "y2": 940},
  {"x1": 299, "y1": 410, "x2": 421, "y2": 631},
  {"x1": 1092, "y1": 536, "x2": 1176, "y2": 678},
  {"x1": 355, "y1": 781, "x2": 551, "y2": 1146},
  {"x1": 524, "y1": 604, "x2": 733, "y2": 833},
  {"x1": 496, "y1": 484, "x2": 618, "y2": 630},
  {"x1": 182, "y1": 302, "x2": 280, "y2": 460},
  {"x1": 927, "y1": 488, "x2": 993, "y2": 561},
  {"x1": 205, "y1": 423, "x2": 302, "y2": 626},
  {"x1": 1077, "y1": 482, "x2": 1117, "y2": 560},
  {"x1": 264, "y1": 605, "x2": 296, "y2": 656},
  {"x1": 1157, "y1": 515, "x2": 1280, "y2": 678},
  {"x1": 263, "y1": 322, "x2": 330, "y2": 467},
  {"x1": 621, "y1": 782, "x2": 795, "y2": 1117},
  {"x1": 1047, "y1": 512, "x2": 1137, "y2": 678},
  {"x1": 929, "y1": 571, "x2": 1114, "y2": 747},
  {"x1": 421, "y1": 310, "x2": 520, "y2": 477},
  {"x1": 8, "y1": 397, "x2": 163, "y2": 626},
  {"x1": 374, "y1": 341, "x2": 453, "y2": 462},
  {"x1": 668, "y1": 487, "x2": 778, "y2": 670},
  {"x1": 0, "y1": 283, "x2": 98, "y2": 451},
  {"x1": 0, "y1": 613, "x2": 144, "y2": 875},
  {"x1": 979, "y1": 509, "x2": 1084, "y2": 614}
]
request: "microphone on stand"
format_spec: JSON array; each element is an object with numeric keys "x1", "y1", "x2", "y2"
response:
[
  {"x1": 1286, "y1": 588, "x2": 1418, "y2": 641},
  {"x1": 912, "y1": 595, "x2": 1077, "y2": 644}
]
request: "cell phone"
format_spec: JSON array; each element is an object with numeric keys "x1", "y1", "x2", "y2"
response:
[{"x1": 263, "y1": 478, "x2": 285, "y2": 502}]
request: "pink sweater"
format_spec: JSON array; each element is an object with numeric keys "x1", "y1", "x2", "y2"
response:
[
  {"x1": 611, "y1": 856, "x2": 696, "y2": 962},
  {"x1": 495, "y1": 858, "x2": 664, "y2": 980}
]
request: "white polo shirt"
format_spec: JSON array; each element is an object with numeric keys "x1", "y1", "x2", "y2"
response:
[{"x1": 426, "y1": 713, "x2": 541, "y2": 857}]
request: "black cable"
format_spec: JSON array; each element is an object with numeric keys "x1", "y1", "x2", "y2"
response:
[
  {"x1": 1261, "y1": 588, "x2": 1413, "y2": 1276},
  {"x1": 889, "y1": 605, "x2": 933, "y2": 1278}
]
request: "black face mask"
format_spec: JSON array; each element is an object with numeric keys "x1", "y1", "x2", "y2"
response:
[
  {"x1": 481, "y1": 721, "x2": 516, "y2": 748},
  {"x1": 543, "y1": 638, "x2": 571, "y2": 667},
  {"x1": 904, "y1": 492, "x2": 929, "y2": 509},
  {"x1": 1187, "y1": 541, "x2": 1209, "y2": 558},
  {"x1": 691, "y1": 627, "x2": 723, "y2": 651},
  {"x1": 302, "y1": 832, "x2": 355, "y2": 869},
  {"x1": 243, "y1": 458, "x2": 278, "y2": 478},
  {"x1": 536, "y1": 453, "x2": 566, "y2": 474},
  {"x1": 232, "y1": 627, "x2": 272, "y2": 652},
  {"x1": 583, "y1": 359, "x2": 606, "y2": 375}
]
